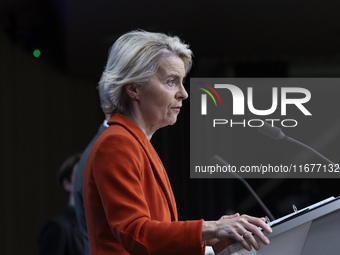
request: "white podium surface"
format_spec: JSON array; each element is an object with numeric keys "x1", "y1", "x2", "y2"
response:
[{"x1": 217, "y1": 197, "x2": 340, "y2": 255}]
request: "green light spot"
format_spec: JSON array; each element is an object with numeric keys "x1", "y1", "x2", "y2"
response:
[{"x1": 33, "y1": 49, "x2": 41, "y2": 58}]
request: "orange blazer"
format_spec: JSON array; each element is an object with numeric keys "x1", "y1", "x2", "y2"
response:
[{"x1": 83, "y1": 114, "x2": 205, "y2": 255}]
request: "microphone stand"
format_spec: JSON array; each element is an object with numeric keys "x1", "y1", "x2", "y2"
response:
[
  {"x1": 211, "y1": 155, "x2": 276, "y2": 221},
  {"x1": 258, "y1": 122, "x2": 335, "y2": 165},
  {"x1": 284, "y1": 136, "x2": 335, "y2": 165}
]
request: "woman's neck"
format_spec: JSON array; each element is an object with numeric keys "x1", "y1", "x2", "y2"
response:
[{"x1": 121, "y1": 110, "x2": 155, "y2": 140}]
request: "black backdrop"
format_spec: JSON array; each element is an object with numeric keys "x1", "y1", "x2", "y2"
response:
[{"x1": 2, "y1": 1, "x2": 340, "y2": 254}]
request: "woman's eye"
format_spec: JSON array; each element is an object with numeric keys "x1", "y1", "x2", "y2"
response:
[{"x1": 167, "y1": 79, "x2": 176, "y2": 86}]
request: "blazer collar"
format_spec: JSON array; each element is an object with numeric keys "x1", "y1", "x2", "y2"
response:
[{"x1": 108, "y1": 113, "x2": 148, "y2": 144}]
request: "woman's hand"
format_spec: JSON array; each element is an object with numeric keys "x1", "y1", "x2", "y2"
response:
[{"x1": 203, "y1": 213, "x2": 272, "y2": 251}]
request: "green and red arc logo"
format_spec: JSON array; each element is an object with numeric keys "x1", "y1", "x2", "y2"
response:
[{"x1": 197, "y1": 82, "x2": 223, "y2": 107}]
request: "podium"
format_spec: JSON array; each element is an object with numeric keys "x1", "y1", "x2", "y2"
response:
[{"x1": 216, "y1": 197, "x2": 340, "y2": 255}]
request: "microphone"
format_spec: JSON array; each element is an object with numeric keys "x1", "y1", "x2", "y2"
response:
[
  {"x1": 258, "y1": 122, "x2": 335, "y2": 165},
  {"x1": 210, "y1": 155, "x2": 275, "y2": 221}
]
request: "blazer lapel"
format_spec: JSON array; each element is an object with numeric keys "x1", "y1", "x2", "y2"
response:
[
  {"x1": 145, "y1": 142, "x2": 178, "y2": 221},
  {"x1": 109, "y1": 114, "x2": 178, "y2": 221}
]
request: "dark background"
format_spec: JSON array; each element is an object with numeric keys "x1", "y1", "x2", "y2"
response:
[{"x1": 1, "y1": 1, "x2": 340, "y2": 254}]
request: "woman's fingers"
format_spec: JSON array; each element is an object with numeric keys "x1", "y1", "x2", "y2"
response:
[
  {"x1": 216, "y1": 214, "x2": 272, "y2": 251},
  {"x1": 245, "y1": 216, "x2": 272, "y2": 246},
  {"x1": 247, "y1": 215, "x2": 272, "y2": 234}
]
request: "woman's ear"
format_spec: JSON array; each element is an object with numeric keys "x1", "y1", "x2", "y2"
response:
[{"x1": 124, "y1": 83, "x2": 139, "y2": 100}]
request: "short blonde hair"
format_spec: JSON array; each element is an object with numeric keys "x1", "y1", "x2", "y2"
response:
[{"x1": 98, "y1": 30, "x2": 193, "y2": 114}]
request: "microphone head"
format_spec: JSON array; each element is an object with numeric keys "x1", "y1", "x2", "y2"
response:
[{"x1": 258, "y1": 122, "x2": 285, "y2": 140}]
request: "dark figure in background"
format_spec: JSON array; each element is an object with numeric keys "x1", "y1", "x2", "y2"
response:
[
  {"x1": 74, "y1": 114, "x2": 110, "y2": 255},
  {"x1": 38, "y1": 153, "x2": 84, "y2": 255}
]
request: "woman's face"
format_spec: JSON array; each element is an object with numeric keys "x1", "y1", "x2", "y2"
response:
[{"x1": 137, "y1": 55, "x2": 188, "y2": 131}]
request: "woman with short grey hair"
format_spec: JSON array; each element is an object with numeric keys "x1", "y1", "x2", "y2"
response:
[{"x1": 84, "y1": 30, "x2": 272, "y2": 255}]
